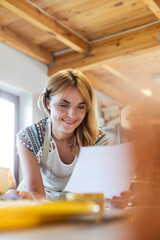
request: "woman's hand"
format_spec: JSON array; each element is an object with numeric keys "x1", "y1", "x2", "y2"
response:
[
  {"x1": 5, "y1": 189, "x2": 34, "y2": 200},
  {"x1": 105, "y1": 191, "x2": 134, "y2": 209}
]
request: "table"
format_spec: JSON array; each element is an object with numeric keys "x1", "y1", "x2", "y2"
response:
[{"x1": 0, "y1": 207, "x2": 159, "y2": 240}]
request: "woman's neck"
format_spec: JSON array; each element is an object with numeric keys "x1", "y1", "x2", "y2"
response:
[{"x1": 51, "y1": 125, "x2": 74, "y2": 144}]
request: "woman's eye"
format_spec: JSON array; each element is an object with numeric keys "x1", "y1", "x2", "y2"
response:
[
  {"x1": 58, "y1": 104, "x2": 68, "y2": 108},
  {"x1": 77, "y1": 106, "x2": 85, "y2": 110}
]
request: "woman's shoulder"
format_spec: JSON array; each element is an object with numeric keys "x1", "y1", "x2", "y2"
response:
[
  {"x1": 18, "y1": 117, "x2": 48, "y2": 136},
  {"x1": 94, "y1": 128, "x2": 109, "y2": 146},
  {"x1": 17, "y1": 117, "x2": 48, "y2": 155},
  {"x1": 32, "y1": 117, "x2": 48, "y2": 135}
]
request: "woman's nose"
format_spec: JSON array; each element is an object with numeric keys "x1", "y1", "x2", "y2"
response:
[{"x1": 67, "y1": 108, "x2": 76, "y2": 117}]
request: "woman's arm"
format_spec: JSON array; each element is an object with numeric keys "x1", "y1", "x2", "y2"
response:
[{"x1": 6, "y1": 140, "x2": 46, "y2": 200}]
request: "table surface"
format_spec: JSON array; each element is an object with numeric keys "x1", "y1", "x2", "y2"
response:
[
  {"x1": 1, "y1": 206, "x2": 159, "y2": 240},
  {"x1": 0, "y1": 208, "x2": 137, "y2": 240}
]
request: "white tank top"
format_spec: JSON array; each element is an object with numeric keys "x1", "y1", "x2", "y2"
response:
[{"x1": 18, "y1": 118, "x2": 77, "y2": 199}]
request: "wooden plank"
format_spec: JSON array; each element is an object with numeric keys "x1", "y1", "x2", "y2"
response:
[
  {"x1": 84, "y1": 70, "x2": 160, "y2": 115},
  {"x1": 33, "y1": 0, "x2": 156, "y2": 40},
  {"x1": 48, "y1": 21, "x2": 160, "y2": 76},
  {"x1": 103, "y1": 64, "x2": 160, "y2": 104},
  {"x1": 0, "y1": 0, "x2": 88, "y2": 53},
  {"x1": 143, "y1": 0, "x2": 160, "y2": 19},
  {"x1": 84, "y1": 71, "x2": 130, "y2": 105},
  {"x1": 0, "y1": 26, "x2": 52, "y2": 64},
  {"x1": 85, "y1": 69, "x2": 160, "y2": 115},
  {"x1": 103, "y1": 64, "x2": 135, "y2": 85}
]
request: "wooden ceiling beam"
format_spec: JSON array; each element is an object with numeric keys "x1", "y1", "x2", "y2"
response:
[
  {"x1": 102, "y1": 63, "x2": 143, "y2": 97},
  {"x1": 84, "y1": 71, "x2": 129, "y2": 105},
  {"x1": 103, "y1": 64, "x2": 160, "y2": 104},
  {"x1": 0, "y1": 0, "x2": 88, "y2": 53},
  {"x1": 102, "y1": 64, "x2": 134, "y2": 85},
  {"x1": 143, "y1": 0, "x2": 160, "y2": 19},
  {"x1": 85, "y1": 70, "x2": 160, "y2": 115},
  {"x1": 48, "y1": 21, "x2": 160, "y2": 76},
  {"x1": 0, "y1": 26, "x2": 52, "y2": 64}
]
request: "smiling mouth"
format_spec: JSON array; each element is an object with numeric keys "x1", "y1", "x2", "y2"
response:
[{"x1": 62, "y1": 119, "x2": 77, "y2": 125}]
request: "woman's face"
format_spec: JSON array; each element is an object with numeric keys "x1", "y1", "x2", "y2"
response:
[{"x1": 47, "y1": 87, "x2": 87, "y2": 135}]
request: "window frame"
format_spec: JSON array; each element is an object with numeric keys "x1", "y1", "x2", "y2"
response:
[{"x1": 0, "y1": 90, "x2": 20, "y2": 184}]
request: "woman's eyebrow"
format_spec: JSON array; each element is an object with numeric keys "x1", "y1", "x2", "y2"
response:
[
  {"x1": 62, "y1": 99, "x2": 70, "y2": 104},
  {"x1": 78, "y1": 102, "x2": 86, "y2": 105},
  {"x1": 62, "y1": 99, "x2": 86, "y2": 105}
]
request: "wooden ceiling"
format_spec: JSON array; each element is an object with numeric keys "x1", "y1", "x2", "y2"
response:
[{"x1": 0, "y1": 0, "x2": 160, "y2": 115}]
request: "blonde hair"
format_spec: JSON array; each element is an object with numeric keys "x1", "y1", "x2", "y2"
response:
[{"x1": 38, "y1": 69, "x2": 99, "y2": 156}]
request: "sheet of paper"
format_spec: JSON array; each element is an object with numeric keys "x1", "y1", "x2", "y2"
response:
[{"x1": 64, "y1": 142, "x2": 137, "y2": 198}]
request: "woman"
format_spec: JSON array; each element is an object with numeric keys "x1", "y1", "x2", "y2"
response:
[{"x1": 6, "y1": 69, "x2": 109, "y2": 200}]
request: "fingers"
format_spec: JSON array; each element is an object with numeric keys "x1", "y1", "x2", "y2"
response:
[
  {"x1": 120, "y1": 191, "x2": 134, "y2": 198},
  {"x1": 18, "y1": 191, "x2": 33, "y2": 200},
  {"x1": 105, "y1": 191, "x2": 134, "y2": 209},
  {"x1": 5, "y1": 190, "x2": 20, "y2": 200},
  {"x1": 105, "y1": 198, "x2": 131, "y2": 209},
  {"x1": 5, "y1": 190, "x2": 34, "y2": 200},
  {"x1": 112, "y1": 196, "x2": 121, "y2": 200}
]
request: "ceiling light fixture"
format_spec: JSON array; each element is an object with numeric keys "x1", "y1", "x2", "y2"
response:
[
  {"x1": 153, "y1": 74, "x2": 160, "y2": 84},
  {"x1": 140, "y1": 89, "x2": 152, "y2": 96}
]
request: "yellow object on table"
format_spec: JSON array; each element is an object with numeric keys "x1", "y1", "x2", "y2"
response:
[
  {"x1": 0, "y1": 193, "x2": 105, "y2": 231},
  {"x1": 0, "y1": 167, "x2": 8, "y2": 195}
]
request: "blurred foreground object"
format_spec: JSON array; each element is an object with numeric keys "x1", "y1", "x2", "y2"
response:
[
  {"x1": 0, "y1": 167, "x2": 8, "y2": 195},
  {"x1": 8, "y1": 168, "x2": 16, "y2": 189},
  {"x1": 0, "y1": 193, "x2": 105, "y2": 231},
  {"x1": 123, "y1": 105, "x2": 160, "y2": 240},
  {"x1": 0, "y1": 168, "x2": 16, "y2": 196},
  {"x1": 124, "y1": 109, "x2": 160, "y2": 206}
]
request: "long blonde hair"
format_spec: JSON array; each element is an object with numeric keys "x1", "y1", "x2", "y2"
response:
[{"x1": 38, "y1": 69, "x2": 99, "y2": 156}]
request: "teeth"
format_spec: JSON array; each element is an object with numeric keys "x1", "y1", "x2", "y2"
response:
[{"x1": 64, "y1": 120, "x2": 75, "y2": 123}]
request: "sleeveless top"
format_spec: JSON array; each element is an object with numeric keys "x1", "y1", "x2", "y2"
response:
[{"x1": 17, "y1": 117, "x2": 109, "y2": 199}]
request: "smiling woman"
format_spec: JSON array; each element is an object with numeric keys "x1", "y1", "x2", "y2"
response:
[
  {"x1": 45, "y1": 87, "x2": 87, "y2": 140},
  {"x1": 5, "y1": 69, "x2": 109, "y2": 200}
]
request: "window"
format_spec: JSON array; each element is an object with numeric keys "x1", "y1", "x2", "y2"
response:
[{"x1": 0, "y1": 90, "x2": 20, "y2": 185}]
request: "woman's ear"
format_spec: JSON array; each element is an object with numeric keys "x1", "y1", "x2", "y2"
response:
[{"x1": 45, "y1": 97, "x2": 50, "y2": 111}]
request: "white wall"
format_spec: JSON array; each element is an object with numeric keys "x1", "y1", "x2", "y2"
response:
[
  {"x1": 0, "y1": 42, "x2": 49, "y2": 128},
  {"x1": 0, "y1": 42, "x2": 49, "y2": 183}
]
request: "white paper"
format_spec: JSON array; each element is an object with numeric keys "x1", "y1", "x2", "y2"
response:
[{"x1": 64, "y1": 142, "x2": 137, "y2": 198}]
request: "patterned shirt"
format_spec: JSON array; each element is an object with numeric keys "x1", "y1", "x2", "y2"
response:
[{"x1": 17, "y1": 117, "x2": 109, "y2": 161}]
